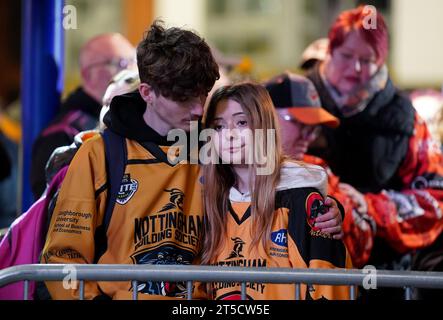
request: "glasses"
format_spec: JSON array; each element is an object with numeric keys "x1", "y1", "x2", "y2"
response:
[
  {"x1": 335, "y1": 51, "x2": 378, "y2": 73},
  {"x1": 85, "y1": 57, "x2": 136, "y2": 72},
  {"x1": 277, "y1": 110, "x2": 320, "y2": 139}
]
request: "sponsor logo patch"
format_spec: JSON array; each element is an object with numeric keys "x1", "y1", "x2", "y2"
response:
[
  {"x1": 271, "y1": 229, "x2": 288, "y2": 247},
  {"x1": 116, "y1": 174, "x2": 138, "y2": 205}
]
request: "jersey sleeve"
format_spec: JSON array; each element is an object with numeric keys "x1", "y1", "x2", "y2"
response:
[
  {"x1": 303, "y1": 155, "x2": 376, "y2": 268},
  {"x1": 40, "y1": 135, "x2": 108, "y2": 300},
  {"x1": 328, "y1": 169, "x2": 375, "y2": 268},
  {"x1": 285, "y1": 187, "x2": 352, "y2": 300},
  {"x1": 365, "y1": 114, "x2": 443, "y2": 253}
]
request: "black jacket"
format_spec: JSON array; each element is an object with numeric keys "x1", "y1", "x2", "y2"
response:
[
  {"x1": 307, "y1": 66, "x2": 416, "y2": 193},
  {"x1": 30, "y1": 87, "x2": 100, "y2": 199}
]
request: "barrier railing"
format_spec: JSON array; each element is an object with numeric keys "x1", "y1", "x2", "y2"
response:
[{"x1": 1, "y1": 264, "x2": 443, "y2": 300}]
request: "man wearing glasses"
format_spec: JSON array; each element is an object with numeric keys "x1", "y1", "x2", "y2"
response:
[{"x1": 31, "y1": 33, "x2": 136, "y2": 199}]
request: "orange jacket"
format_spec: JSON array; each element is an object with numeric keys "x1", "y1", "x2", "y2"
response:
[
  {"x1": 305, "y1": 114, "x2": 443, "y2": 266},
  {"x1": 364, "y1": 114, "x2": 443, "y2": 253}
]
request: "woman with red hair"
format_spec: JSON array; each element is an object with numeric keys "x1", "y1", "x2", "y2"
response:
[{"x1": 308, "y1": 6, "x2": 443, "y2": 299}]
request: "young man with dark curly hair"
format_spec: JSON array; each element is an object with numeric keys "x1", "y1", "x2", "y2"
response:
[{"x1": 41, "y1": 21, "x2": 220, "y2": 300}]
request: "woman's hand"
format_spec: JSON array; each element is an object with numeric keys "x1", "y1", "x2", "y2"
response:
[{"x1": 314, "y1": 197, "x2": 343, "y2": 240}]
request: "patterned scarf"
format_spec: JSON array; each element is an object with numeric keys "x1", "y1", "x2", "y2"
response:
[{"x1": 320, "y1": 64, "x2": 388, "y2": 117}]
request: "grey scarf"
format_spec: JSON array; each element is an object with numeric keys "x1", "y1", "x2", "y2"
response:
[{"x1": 320, "y1": 64, "x2": 389, "y2": 117}]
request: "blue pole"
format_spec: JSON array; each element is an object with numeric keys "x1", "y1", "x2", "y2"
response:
[{"x1": 21, "y1": 0, "x2": 65, "y2": 212}]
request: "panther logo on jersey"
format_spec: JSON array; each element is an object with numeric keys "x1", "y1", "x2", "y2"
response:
[
  {"x1": 225, "y1": 237, "x2": 246, "y2": 260},
  {"x1": 116, "y1": 174, "x2": 138, "y2": 205},
  {"x1": 305, "y1": 192, "x2": 332, "y2": 239},
  {"x1": 158, "y1": 188, "x2": 185, "y2": 212},
  {"x1": 131, "y1": 244, "x2": 194, "y2": 297}
]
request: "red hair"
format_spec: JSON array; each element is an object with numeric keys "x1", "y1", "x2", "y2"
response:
[{"x1": 328, "y1": 5, "x2": 389, "y2": 64}]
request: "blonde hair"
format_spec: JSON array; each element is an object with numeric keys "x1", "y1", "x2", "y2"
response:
[
  {"x1": 201, "y1": 82, "x2": 285, "y2": 264},
  {"x1": 99, "y1": 69, "x2": 140, "y2": 130}
]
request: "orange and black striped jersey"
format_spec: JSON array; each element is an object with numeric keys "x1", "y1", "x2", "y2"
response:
[
  {"x1": 308, "y1": 69, "x2": 443, "y2": 262},
  {"x1": 364, "y1": 114, "x2": 443, "y2": 253},
  {"x1": 198, "y1": 163, "x2": 352, "y2": 300},
  {"x1": 304, "y1": 113, "x2": 443, "y2": 267},
  {"x1": 303, "y1": 155, "x2": 375, "y2": 268}
]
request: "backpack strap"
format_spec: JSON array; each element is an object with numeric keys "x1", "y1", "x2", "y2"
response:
[
  {"x1": 93, "y1": 129, "x2": 127, "y2": 262},
  {"x1": 102, "y1": 128, "x2": 127, "y2": 231}
]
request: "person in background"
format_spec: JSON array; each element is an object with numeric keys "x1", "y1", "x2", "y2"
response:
[
  {"x1": 299, "y1": 38, "x2": 329, "y2": 73},
  {"x1": 31, "y1": 33, "x2": 136, "y2": 199},
  {"x1": 307, "y1": 6, "x2": 443, "y2": 299},
  {"x1": 265, "y1": 72, "x2": 375, "y2": 268}
]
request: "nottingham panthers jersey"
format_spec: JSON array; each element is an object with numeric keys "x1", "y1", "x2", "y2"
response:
[
  {"x1": 42, "y1": 133, "x2": 204, "y2": 300},
  {"x1": 205, "y1": 163, "x2": 352, "y2": 300}
]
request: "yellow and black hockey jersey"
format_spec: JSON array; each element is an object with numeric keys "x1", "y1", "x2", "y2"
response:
[
  {"x1": 41, "y1": 92, "x2": 204, "y2": 300},
  {"x1": 201, "y1": 162, "x2": 352, "y2": 300}
]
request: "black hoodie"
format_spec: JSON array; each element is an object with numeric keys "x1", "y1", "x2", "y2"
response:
[
  {"x1": 104, "y1": 90, "x2": 173, "y2": 146},
  {"x1": 104, "y1": 91, "x2": 199, "y2": 166}
]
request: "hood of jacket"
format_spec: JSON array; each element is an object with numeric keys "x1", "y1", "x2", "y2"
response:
[
  {"x1": 276, "y1": 161, "x2": 327, "y2": 197},
  {"x1": 229, "y1": 161, "x2": 328, "y2": 202},
  {"x1": 103, "y1": 90, "x2": 174, "y2": 145}
]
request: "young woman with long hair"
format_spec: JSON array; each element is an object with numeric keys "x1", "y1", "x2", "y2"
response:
[{"x1": 199, "y1": 82, "x2": 351, "y2": 300}]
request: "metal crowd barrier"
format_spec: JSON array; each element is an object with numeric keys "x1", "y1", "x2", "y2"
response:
[{"x1": 1, "y1": 264, "x2": 443, "y2": 300}]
